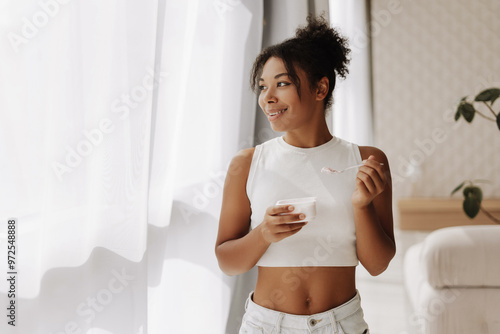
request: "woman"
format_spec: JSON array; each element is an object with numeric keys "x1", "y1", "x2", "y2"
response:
[{"x1": 215, "y1": 15, "x2": 395, "y2": 334}]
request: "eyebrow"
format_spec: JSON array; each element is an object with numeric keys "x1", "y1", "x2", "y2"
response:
[{"x1": 258, "y1": 73, "x2": 289, "y2": 81}]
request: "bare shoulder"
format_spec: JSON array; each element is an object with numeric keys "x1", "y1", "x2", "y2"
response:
[
  {"x1": 358, "y1": 146, "x2": 389, "y2": 166},
  {"x1": 233, "y1": 147, "x2": 255, "y2": 162},
  {"x1": 227, "y1": 147, "x2": 256, "y2": 180}
]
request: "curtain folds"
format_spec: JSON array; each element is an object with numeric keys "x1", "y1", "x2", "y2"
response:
[
  {"x1": 1, "y1": 1, "x2": 263, "y2": 333},
  {"x1": 1, "y1": 1, "x2": 156, "y2": 333},
  {"x1": 148, "y1": 1, "x2": 263, "y2": 332},
  {"x1": 329, "y1": 0, "x2": 374, "y2": 146}
]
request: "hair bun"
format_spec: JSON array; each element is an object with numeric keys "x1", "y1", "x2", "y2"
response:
[{"x1": 295, "y1": 15, "x2": 350, "y2": 79}]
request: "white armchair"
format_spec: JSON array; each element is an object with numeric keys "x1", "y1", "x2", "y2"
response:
[{"x1": 403, "y1": 225, "x2": 500, "y2": 333}]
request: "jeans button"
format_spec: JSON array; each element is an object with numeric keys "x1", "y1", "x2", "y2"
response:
[{"x1": 309, "y1": 318, "x2": 317, "y2": 326}]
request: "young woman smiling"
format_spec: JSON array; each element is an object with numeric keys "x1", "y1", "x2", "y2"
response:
[{"x1": 215, "y1": 15, "x2": 395, "y2": 334}]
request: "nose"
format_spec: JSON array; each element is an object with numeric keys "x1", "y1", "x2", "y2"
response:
[{"x1": 261, "y1": 87, "x2": 277, "y2": 104}]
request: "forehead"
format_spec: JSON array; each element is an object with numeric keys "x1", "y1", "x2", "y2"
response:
[
  {"x1": 260, "y1": 57, "x2": 307, "y2": 82},
  {"x1": 261, "y1": 57, "x2": 287, "y2": 79}
]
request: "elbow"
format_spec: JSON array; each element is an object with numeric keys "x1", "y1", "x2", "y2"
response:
[
  {"x1": 216, "y1": 262, "x2": 246, "y2": 277},
  {"x1": 220, "y1": 268, "x2": 240, "y2": 277},
  {"x1": 366, "y1": 263, "x2": 389, "y2": 276},
  {"x1": 214, "y1": 246, "x2": 246, "y2": 276},
  {"x1": 214, "y1": 246, "x2": 230, "y2": 275},
  {"x1": 216, "y1": 263, "x2": 236, "y2": 276},
  {"x1": 362, "y1": 247, "x2": 396, "y2": 277},
  {"x1": 216, "y1": 258, "x2": 239, "y2": 276},
  {"x1": 364, "y1": 258, "x2": 391, "y2": 276}
]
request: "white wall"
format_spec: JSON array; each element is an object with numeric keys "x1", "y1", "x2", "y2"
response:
[{"x1": 371, "y1": 0, "x2": 500, "y2": 200}]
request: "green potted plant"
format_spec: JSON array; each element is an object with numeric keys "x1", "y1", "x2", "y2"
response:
[{"x1": 451, "y1": 88, "x2": 500, "y2": 223}]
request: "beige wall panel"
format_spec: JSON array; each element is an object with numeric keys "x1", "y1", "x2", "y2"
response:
[{"x1": 371, "y1": 0, "x2": 500, "y2": 200}]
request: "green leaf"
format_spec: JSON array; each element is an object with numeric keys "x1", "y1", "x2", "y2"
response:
[
  {"x1": 455, "y1": 97, "x2": 467, "y2": 122},
  {"x1": 497, "y1": 113, "x2": 500, "y2": 131},
  {"x1": 474, "y1": 88, "x2": 500, "y2": 104},
  {"x1": 459, "y1": 102, "x2": 475, "y2": 122},
  {"x1": 463, "y1": 186, "x2": 482, "y2": 218},
  {"x1": 463, "y1": 185, "x2": 483, "y2": 203},
  {"x1": 463, "y1": 195, "x2": 480, "y2": 218},
  {"x1": 473, "y1": 186, "x2": 483, "y2": 203},
  {"x1": 451, "y1": 181, "x2": 465, "y2": 196}
]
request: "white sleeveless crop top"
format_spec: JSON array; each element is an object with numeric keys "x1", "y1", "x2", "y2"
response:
[{"x1": 246, "y1": 136, "x2": 362, "y2": 267}]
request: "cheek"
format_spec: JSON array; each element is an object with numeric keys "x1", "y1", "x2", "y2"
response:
[{"x1": 258, "y1": 96, "x2": 265, "y2": 110}]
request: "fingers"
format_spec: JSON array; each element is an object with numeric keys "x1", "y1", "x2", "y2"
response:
[
  {"x1": 266, "y1": 204, "x2": 295, "y2": 216},
  {"x1": 356, "y1": 173, "x2": 376, "y2": 194},
  {"x1": 262, "y1": 205, "x2": 309, "y2": 243},
  {"x1": 280, "y1": 213, "x2": 307, "y2": 223},
  {"x1": 261, "y1": 218, "x2": 307, "y2": 243},
  {"x1": 273, "y1": 221, "x2": 307, "y2": 241},
  {"x1": 355, "y1": 178, "x2": 369, "y2": 195},
  {"x1": 282, "y1": 221, "x2": 307, "y2": 231},
  {"x1": 361, "y1": 155, "x2": 386, "y2": 181},
  {"x1": 262, "y1": 223, "x2": 306, "y2": 243},
  {"x1": 357, "y1": 169, "x2": 384, "y2": 194},
  {"x1": 277, "y1": 225, "x2": 305, "y2": 238},
  {"x1": 266, "y1": 205, "x2": 307, "y2": 223},
  {"x1": 359, "y1": 156, "x2": 387, "y2": 192}
]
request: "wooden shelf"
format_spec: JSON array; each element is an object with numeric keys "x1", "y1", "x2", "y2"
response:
[{"x1": 398, "y1": 197, "x2": 500, "y2": 231}]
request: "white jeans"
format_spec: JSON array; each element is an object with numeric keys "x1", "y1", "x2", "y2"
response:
[{"x1": 239, "y1": 290, "x2": 369, "y2": 334}]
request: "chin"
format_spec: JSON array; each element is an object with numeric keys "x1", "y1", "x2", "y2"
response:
[{"x1": 270, "y1": 123, "x2": 288, "y2": 133}]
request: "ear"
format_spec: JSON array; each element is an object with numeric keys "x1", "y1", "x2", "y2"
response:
[{"x1": 316, "y1": 77, "x2": 329, "y2": 101}]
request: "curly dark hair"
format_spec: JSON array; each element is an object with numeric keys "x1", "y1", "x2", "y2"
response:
[{"x1": 250, "y1": 15, "x2": 351, "y2": 110}]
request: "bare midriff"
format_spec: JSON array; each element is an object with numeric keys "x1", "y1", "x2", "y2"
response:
[{"x1": 253, "y1": 266, "x2": 357, "y2": 315}]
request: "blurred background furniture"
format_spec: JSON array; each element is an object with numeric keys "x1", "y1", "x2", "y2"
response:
[
  {"x1": 404, "y1": 225, "x2": 500, "y2": 333},
  {"x1": 398, "y1": 198, "x2": 500, "y2": 231}
]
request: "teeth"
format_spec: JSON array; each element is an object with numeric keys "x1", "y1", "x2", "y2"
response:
[{"x1": 269, "y1": 108, "x2": 287, "y2": 116}]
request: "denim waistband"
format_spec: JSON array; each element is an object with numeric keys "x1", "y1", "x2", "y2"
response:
[{"x1": 244, "y1": 290, "x2": 362, "y2": 330}]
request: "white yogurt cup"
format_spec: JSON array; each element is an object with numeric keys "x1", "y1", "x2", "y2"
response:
[{"x1": 276, "y1": 197, "x2": 317, "y2": 223}]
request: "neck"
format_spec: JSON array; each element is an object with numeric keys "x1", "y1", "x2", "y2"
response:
[{"x1": 283, "y1": 118, "x2": 333, "y2": 148}]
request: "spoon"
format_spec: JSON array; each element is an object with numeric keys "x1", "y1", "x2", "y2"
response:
[{"x1": 321, "y1": 163, "x2": 384, "y2": 174}]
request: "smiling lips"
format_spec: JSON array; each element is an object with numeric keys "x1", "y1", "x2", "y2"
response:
[
  {"x1": 268, "y1": 108, "x2": 287, "y2": 116},
  {"x1": 266, "y1": 108, "x2": 288, "y2": 121}
]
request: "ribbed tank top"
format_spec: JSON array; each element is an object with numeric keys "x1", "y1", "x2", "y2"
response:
[{"x1": 246, "y1": 135, "x2": 362, "y2": 267}]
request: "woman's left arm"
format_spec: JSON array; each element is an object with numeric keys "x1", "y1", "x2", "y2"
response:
[{"x1": 352, "y1": 146, "x2": 396, "y2": 276}]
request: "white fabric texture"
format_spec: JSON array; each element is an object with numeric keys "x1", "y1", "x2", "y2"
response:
[
  {"x1": 0, "y1": 1, "x2": 262, "y2": 333},
  {"x1": 0, "y1": 0, "x2": 157, "y2": 295},
  {"x1": 404, "y1": 226, "x2": 500, "y2": 334},
  {"x1": 420, "y1": 225, "x2": 500, "y2": 288},
  {"x1": 1, "y1": 1, "x2": 157, "y2": 333},
  {"x1": 148, "y1": 1, "x2": 263, "y2": 333},
  {"x1": 329, "y1": 0, "x2": 374, "y2": 146},
  {"x1": 247, "y1": 136, "x2": 361, "y2": 267}
]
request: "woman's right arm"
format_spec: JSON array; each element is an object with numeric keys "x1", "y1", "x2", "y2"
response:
[{"x1": 214, "y1": 148, "x2": 307, "y2": 276}]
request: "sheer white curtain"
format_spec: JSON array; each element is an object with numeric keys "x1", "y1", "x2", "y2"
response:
[
  {"x1": 1, "y1": 1, "x2": 154, "y2": 333},
  {"x1": 329, "y1": 0, "x2": 374, "y2": 145},
  {"x1": 147, "y1": 1, "x2": 263, "y2": 333},
  {"x1": 1, "y1": 1, "x2": 262, "y2": 333}
]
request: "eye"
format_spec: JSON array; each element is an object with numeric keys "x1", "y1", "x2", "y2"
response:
[
  {"x1": 277, "y1": 82, "x2": 290, "y2": 87},
  {"x1": 258, "y1": 85, "x2": 267, "y2": 91}
]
